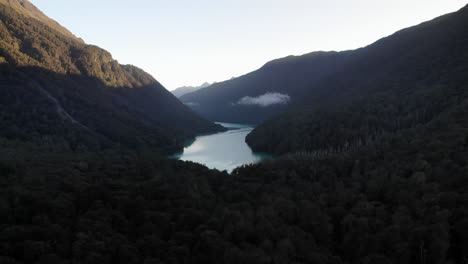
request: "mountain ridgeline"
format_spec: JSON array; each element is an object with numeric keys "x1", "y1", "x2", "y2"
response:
[
  {"x1": 0, "y1": 0, "x2": 223, "y2": 154},
  {"x1": 0, "y1": 0, "x2": 82, "y2": 41}
]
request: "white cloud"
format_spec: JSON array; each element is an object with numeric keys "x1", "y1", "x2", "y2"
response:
[
  {"x1": 184, "y1": 102, "x2": 200, "y2": 106},
  {"x1": 236, "y1": 92, "x2": 291, "y2": 107}
]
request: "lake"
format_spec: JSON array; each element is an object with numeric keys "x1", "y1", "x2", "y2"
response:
[{"x1": 172, "y1": 122, "x2": 270, "y2": 172}]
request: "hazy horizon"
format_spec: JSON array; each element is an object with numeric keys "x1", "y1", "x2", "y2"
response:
[{"x1": 30, "y1": 0, "x2": 467, "y2": 90}]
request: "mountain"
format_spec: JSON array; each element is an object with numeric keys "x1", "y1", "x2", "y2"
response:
[
  {"x1": 247, "y1": 4, "x2": 468, "y2": 154},
  {"x1": 180, "y1": 51, "x2": 349, "y2": 123},
  {"x1": 0, "y1": 0, "x2": 223, "y2": 154},
  {"x1": 180, "y1": 5, "x2": 468, "y2": 127},
  {"x1": 171, "y1": 82, "x2": 211, "y2": 97}
]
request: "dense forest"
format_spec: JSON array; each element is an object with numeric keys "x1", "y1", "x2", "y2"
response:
[
  {"x1": 1, "y1": 0, "x2": 468, "y2": 264},
  {"x1": 1, "y1": 100, "x2": 467, "y2": 264}
]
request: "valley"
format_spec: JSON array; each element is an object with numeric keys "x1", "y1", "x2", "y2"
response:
[{"x1": 1, "y1": 1, "x2": 468, "y2": 264}]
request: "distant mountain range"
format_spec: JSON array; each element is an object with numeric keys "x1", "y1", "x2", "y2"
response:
[
  {"x1": 171, "y1": 82, "x2": 211, "y2": 97},
  {"x1": 0, "y1": 0, "x2": 223, "y2": 154}
]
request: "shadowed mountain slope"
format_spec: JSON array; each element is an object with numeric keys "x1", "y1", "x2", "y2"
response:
[{"x1": 247, "y1": 4, "x2": 468, "y2": 154}]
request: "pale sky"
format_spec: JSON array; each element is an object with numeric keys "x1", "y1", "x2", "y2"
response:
[{"x1": 30, "y1": 0, "x2": 467, "y2": 90}]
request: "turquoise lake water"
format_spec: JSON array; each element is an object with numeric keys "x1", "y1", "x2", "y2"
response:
[{"x1": 172, "y1": 122, "x2": 270, "y2": 172}]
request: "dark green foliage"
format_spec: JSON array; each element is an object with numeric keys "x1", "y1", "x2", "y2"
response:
[{"x1": 0, "y1": 102, "x2": 467, "y2": 263}]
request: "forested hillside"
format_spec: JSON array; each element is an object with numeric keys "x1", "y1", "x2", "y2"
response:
[
  {"x1": 181, "y1": 5, "x2": 468, "y2": 127},
  {"x1": 0, "y1": 0, "x2": 82, "y2": 41},
  {"x1": 247, "y1": 4, "x2": 468, "y2": 155},
  {"x1": 0, "y1": 0, "x2": 223, "y2": 154}
]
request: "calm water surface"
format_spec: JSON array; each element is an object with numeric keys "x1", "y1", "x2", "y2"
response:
[{"x1": 173, "y1": 122, "x2": 270, "y2": 172}]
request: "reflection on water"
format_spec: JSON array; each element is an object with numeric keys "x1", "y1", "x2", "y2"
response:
[{"x1": 172, "y1": 122, "x2": 270, "y2": 172}]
